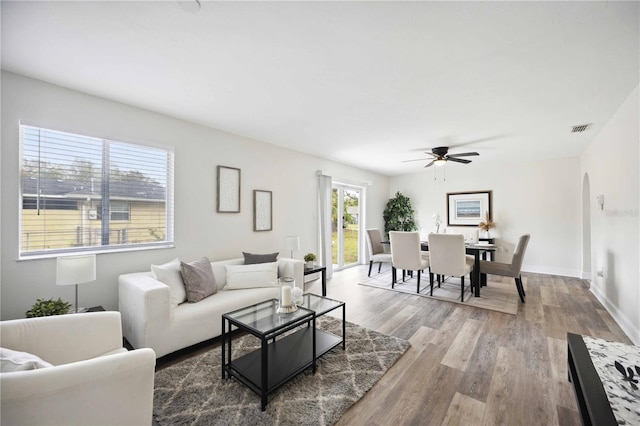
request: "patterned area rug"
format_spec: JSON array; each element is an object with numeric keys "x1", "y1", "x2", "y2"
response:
[
  {"x1": 153, "y1": 317, "x2": 410, "y2": 425},
  {"x1": 359, "y1": 270, "x2": 524, "y2": 315}
]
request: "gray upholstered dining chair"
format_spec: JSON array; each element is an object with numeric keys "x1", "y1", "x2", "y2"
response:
[
  {"x1": 366, "y1": 228, "x2": 392, "y2": 277},
  {"x1": 479, "y1": 234, "x2": 530, "y2": 303},
  {"x1": 389, "y1": 231, "x2": 429, "y2": 293},
  {"x1": 428, "y1": 233, "x2": 474, "y2": 302}
]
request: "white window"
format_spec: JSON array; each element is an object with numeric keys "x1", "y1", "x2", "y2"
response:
[{"x1": 20, "y1": 124, "x2": 174, "y2": 257}]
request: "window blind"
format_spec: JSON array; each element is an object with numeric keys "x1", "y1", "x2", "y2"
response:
[{"x1": 20, "y1": 124, "x2": 174, "y2": 257}]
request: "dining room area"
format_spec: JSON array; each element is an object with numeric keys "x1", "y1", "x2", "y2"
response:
[
  {"x1": 353, "y1": 150, "x2": 638, "y2": 423},
  {"x1": 361, "y1": 187, "x2": 532, "y2": 316}
]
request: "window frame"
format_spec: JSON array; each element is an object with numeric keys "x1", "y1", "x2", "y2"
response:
[{"x1": 18, "y1": 123, "x2": 175, "y2": 259}]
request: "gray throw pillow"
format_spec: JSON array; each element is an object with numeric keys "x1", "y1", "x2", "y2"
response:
[
  {"x1": 242, "y1": 252, "x2": 279, "y2": 265},
  {"x1": 180, "y1": 257, "x2": 217, "y2": 303}
]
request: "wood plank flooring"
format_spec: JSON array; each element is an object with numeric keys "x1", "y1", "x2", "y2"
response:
[
  {"x1": 156, "y1": 265, "x2": 633, "y2": 426},
  {"x1": 328, "y1": 266, "x2": 632, "y2": 426}
]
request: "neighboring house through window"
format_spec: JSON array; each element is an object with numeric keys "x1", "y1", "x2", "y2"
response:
[{"x1": 19, "y1": 124, "x2": 174, "y2": 257}]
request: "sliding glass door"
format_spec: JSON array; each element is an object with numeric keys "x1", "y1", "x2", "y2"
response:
[{"x1": 332, "y1": 184, "x2": 361, "y2": 270}]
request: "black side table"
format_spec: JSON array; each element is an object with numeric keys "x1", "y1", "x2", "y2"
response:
[
  {"x1": 86, "y1": 306, "x2": 105, "y2": 312},
  {"x1": 304, "y1": 265, "x2": 327, "y2": 296}
]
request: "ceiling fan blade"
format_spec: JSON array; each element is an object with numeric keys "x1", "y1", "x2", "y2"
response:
[
  {"x1": 424, "y1": 160, "x2": 435, "y2": 168},
  {"x1": 440, "y1": 135, "x2": 505, "y2": 148},
  {"x1": 402, "y1": 158, "x2": 429, "y2": 163},
  {"x1": 447, "y1": 157, "x2": 472, "y2": 164},
  {"x1": 447, "y1": 152, "x2": 479, "y2": 157}
]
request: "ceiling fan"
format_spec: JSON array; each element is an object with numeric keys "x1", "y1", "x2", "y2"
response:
[{"x1": 403, "y1": 146, "x2": 479, "y2": 168}]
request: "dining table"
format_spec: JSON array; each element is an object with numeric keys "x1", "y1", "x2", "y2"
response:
[
  {"x1": 381, "y1": 239, "x2": 497, "y2": 297},
  {"x1": 420, "y1": 241, "x2": 497, "y2": 297}
]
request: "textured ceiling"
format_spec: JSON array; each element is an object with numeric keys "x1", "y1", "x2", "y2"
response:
[{"x1": 2, "y1": 1, "x2": 638, "y2": 176}]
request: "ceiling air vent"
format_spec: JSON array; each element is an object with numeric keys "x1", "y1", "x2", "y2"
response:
[{"x1": 571, "y1": 123, "x2": 592, "y2": 133}]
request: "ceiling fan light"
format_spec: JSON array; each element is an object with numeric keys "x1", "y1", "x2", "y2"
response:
[{"x1": 434, "y1": 159, "x2": 447, "y2": 167}]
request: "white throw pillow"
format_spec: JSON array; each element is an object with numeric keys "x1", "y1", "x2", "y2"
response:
[
  {"x1": 225, "y1": 262, "x2": 278, "y2": 290},
  {"x1": 0, "y1": 347, "x2": 53, "y2": 372},
  {"x1": 151, "y1": 258, "x2": 187, "y2": 308}
]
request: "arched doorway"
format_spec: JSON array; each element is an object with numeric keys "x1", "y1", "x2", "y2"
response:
[{"x1": 582, "y1": 173, "x2": 592, "y2": 280}]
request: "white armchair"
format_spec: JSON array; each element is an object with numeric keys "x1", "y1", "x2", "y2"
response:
[{"x1": 0, "y1": 311, "x2": 156, "y2": 426}]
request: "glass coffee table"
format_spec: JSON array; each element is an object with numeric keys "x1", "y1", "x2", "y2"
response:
[
  {"x1": 221, "y1": 294, "x2": 345, "y2": 411},
  {"x1": 297, "y1": 293, "x2": 345, "y2": 354}
]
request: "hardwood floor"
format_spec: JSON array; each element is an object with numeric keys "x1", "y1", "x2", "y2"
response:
[{"x1": 156, "y1": 265, "x2": 633, "y2": 426}]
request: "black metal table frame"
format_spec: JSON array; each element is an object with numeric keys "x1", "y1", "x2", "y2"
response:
[
  {"x1": 222, "y1": 296, "x2": 345, "y2": 411},
  {"x1": 222, "y1": 300, "x2": 316, "y2": 411},
  {"x1": 304, "y1": 265, "x2": 327, "y2": 296},
  {"x1": 300, "y1": 293, "x2": 346, "y2": 353}
]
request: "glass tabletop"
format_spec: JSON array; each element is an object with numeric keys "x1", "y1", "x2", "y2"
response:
[
  {"x1": 297, "y1": 293, "x2": 344, "y2": 316},
  {"x1": 223, "y1": 299, "x2": 313, "y2": 335}
]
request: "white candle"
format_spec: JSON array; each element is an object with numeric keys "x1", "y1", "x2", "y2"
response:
[{"x1": 281, "y1": 286, "x2": 292, "y2": 306}]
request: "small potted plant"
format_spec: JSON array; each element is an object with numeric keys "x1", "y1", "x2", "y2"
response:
[
  {"x1": 25, "y1": 297, "x2": 72, "y2": 318},
  {"x1": 303, "y1": 253, "x2": 317, "y2": 268}
]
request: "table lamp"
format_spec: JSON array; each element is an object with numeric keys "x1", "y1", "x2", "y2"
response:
[
  {"x1": 56, "y1": 254, "x2": 96, "y2": 313},
  {"x1": 284, "y1": 235, "x2": 300, "y2": 258}
]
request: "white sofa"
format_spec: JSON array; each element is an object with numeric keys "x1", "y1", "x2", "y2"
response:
[
  {"x1": 118, "y1": 257, "x2": 304, "y2": 358},
  {"x1": 0, "y1": 311, "x2": 156, "y2": 426}
]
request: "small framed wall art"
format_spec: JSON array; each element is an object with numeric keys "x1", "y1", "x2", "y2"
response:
[
  {"x1": 216, "y1": 166, "x2": 241, "y2": 213},
  {"x1": 253, "y1": 190, "x2": 273, "y2": 231},
  {"x1": 447, "y1": 190, "x2": 492, "y2": 226}
]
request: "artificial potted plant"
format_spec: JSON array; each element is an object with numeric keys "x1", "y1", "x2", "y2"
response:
[
  {"x1": 303, "y1": 253, "x2": 317, "y2": 268},
  {"x1": 25, "y1": 297, "x2": 72, "y2": 317},
  {"x1": 383, "y1": 191, "x2": 418, "y2": 237}
]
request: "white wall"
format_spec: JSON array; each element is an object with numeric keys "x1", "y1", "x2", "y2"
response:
[
  {"x1": 0, "y1": 72, "x2": 390, "y2": 320},
  {"x1": 581, "y1": 85, "x2": 639, "y2": 344},
  {"x1": 389, "y1": 157, "x2": 582, "y2": 277}
]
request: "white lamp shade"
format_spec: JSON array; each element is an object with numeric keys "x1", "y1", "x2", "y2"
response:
[
  {"x1": 284, "y1": 236, "x2": 300, "y2": 251},
  {"x1": 56, "y1": 254, "x2": 96, "y2": 286}
]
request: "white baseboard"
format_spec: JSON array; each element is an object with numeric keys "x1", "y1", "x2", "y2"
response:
[
  {"x1": 521, "y1": 264, "x2": 581, "y2": 278},
  {"x1": 581, "y1": 271, "x2": 592, "y2": 280},
  {"x1": 590, "y1": 284, "x2": 640, "y2": 345}
]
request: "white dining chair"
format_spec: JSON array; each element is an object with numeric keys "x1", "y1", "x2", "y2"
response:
[
  {"x1": 389, "y1": 231, "x2": 429, "y2": 294},
  {"x1": 428, "y1": 233, "x2": 474, "y2": 302}
]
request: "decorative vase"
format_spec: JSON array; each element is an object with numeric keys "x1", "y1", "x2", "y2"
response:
[{"x1": 306, "y1": 261, "x2": 314, "y2": 269}]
